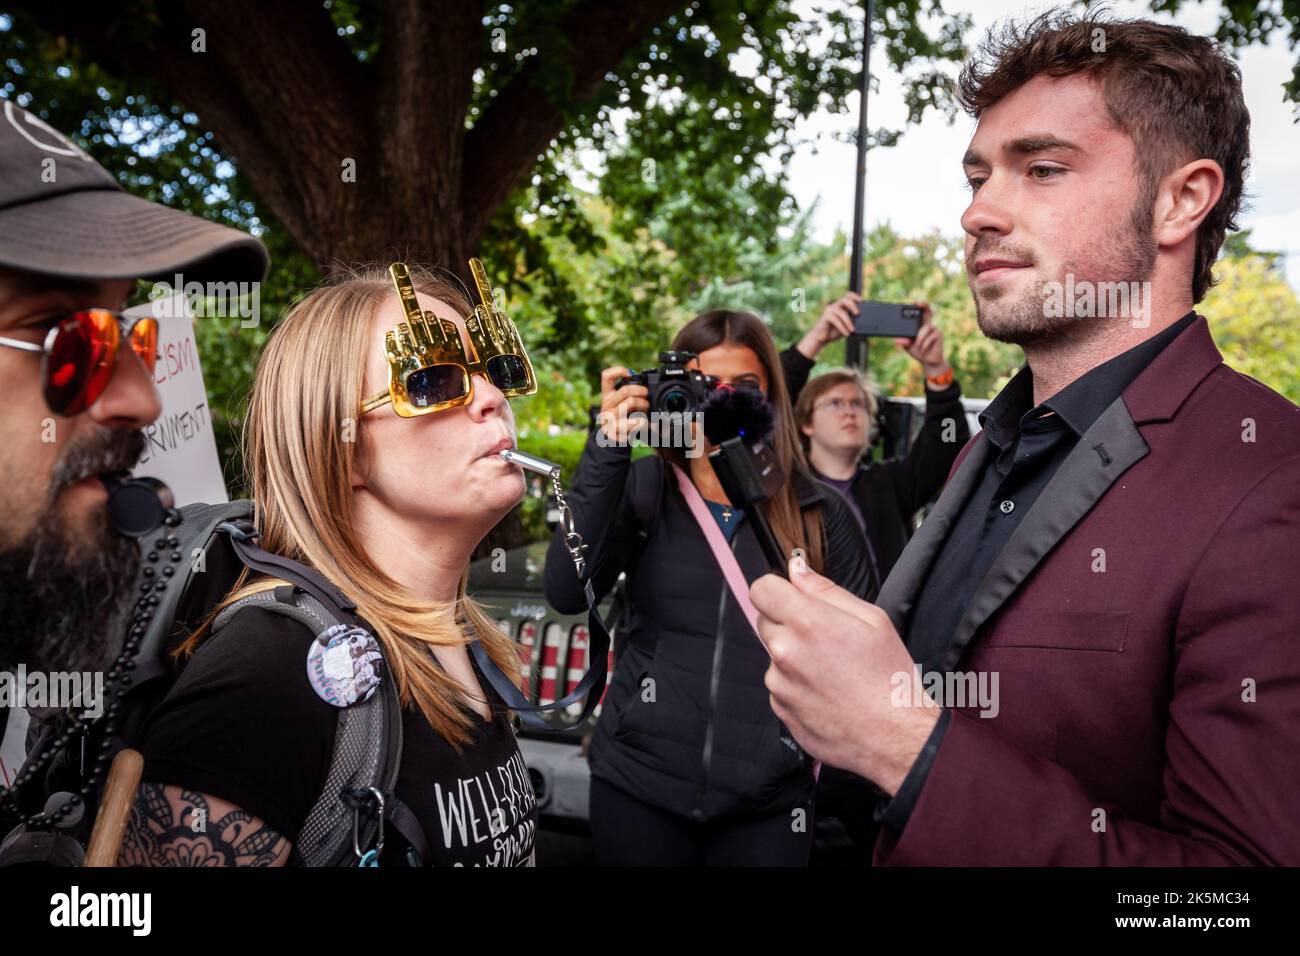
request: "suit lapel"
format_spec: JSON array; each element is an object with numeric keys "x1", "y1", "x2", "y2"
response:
[
  {"x1": 941, "y1": 394, "x2": 1149, "y2": 670},
  {"x1": 877, "y1": 317, "x2": 1218, "y2": 669},
  {"x1": 877, "y1": 436, "x2": 993, "y2": 633}
]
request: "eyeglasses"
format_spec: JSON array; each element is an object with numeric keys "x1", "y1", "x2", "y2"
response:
[
  {"x1": 0, "y1": 310, "x2": 158, "y2": 416},
  {"x1": 814, "y1": 397, "x2": 870, "y2": 415},
  {"x1": 360, "y1": 259, "x2": 537, "y2": 418}
]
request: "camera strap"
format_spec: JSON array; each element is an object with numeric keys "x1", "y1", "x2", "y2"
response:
[
  {"x1": 670, "y1": 463, "x2": 764, "y2": 644},
  {"x1": 671, "y1": 463, "x2": 818, "y2": 778}
]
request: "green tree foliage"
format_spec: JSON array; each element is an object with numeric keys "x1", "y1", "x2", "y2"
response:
[
  {"x1": 0, "y1": 1, "x2": 971, "y2": 525},
  {"x1": 1203, "y1": 243, "x2": 1300, "y2": 402},
  {"x1": 2, "y1": 4, "x2": 1296, "y2": 542},
  {"x1": 1153, "y1": 0, "x2": 1300, "y2": 103}
]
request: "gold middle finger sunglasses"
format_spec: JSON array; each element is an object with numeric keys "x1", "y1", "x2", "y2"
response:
[{"x1": 360, "y1": 258, "x2": 537, "y2": 417}]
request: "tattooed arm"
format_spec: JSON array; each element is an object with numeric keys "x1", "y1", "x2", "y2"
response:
[{"x1": 116, "y1": 781, "x2": 291, "y2": 867}]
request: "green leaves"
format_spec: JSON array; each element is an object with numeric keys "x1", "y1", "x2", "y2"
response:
[
  {"x1": 1153, "y1": 0, "x2": 1300, "y2": 104},
  {"x1": 1202, "y1": 239, "x2": 1300, "y2": 402},
  {"x1": 7, "y1": 0, "x2": 1294, "y2": 515}
]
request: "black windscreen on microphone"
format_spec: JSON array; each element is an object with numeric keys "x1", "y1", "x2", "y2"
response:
[
  {"x1": 702, "y1": 384, "x2": 787, "y2": 574},
  {"x1": 701, "y1": 384, "x2": 775, "y2": 447},
  {"x1": 105, "y1": 475, "x2": 175, "y2": 538}
]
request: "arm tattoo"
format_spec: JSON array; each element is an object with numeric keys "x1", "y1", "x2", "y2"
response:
[{"x1": 116, "y1": 782, "x2": 292, "y2": 867}]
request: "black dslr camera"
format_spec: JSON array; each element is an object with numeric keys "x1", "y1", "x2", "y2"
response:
[{"x1": 616, "y1": 350, "x2": 717, "y2": 415}]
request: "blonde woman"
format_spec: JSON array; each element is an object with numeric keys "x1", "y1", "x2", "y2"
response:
[{"x1": 118, "y1": 263, "x2": 539, "y2": 867}]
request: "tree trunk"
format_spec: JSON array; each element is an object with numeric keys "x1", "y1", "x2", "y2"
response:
[
  {"x1": 11, "y1": 0, "x2": 686, "y2": 551},
  {"x1": 11, "y1": 0, "x2": 684, "y2": 273}
]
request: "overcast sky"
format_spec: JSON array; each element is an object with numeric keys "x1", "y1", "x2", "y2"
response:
[{"x1": 783, "y1": 0, "x2": 1300, "y2": 290}]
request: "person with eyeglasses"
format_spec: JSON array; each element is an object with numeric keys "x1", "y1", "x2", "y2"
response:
[
  {"x1": 792, "y1": 303, "x2": 969, "y2": 585},
  {"x1": 118, "y1": 262, "x2": 541, "y2": 866},
  {"x1": 0, "y1": 102, "x2": 266, "y2": 693}
]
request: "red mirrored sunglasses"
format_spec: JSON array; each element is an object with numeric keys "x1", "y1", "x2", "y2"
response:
[{"x1": 0, "y1": 309, "x2": 158, "y2": 416}]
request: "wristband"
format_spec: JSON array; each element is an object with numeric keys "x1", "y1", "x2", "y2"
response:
[{"x1": 925, "y1": 367, "x2": 954, "y2": 388}]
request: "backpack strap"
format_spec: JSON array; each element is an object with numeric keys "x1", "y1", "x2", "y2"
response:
[
  {"x1": 385, "y1": 795, "x2": 431, "y2": 866},
  {"x1": 132, "y1": 500, "x2": 255, "y2": 687},
  {"x1": 211, "y1": 588, "x2": 410, "y2": 867},
  {"x1": 630, "y1": 455, "x2": 666, "y2": 546},
  {"x1": 210, "y1": 585, "x2": 335, "y2": 635},
  {"x1": 217, "y1": 520, "x2": 359, "y2": 625}
]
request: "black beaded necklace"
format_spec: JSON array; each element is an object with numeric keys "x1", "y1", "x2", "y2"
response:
[{"x1": 0, "y1": 510, "x2": 184, "y2": 830}]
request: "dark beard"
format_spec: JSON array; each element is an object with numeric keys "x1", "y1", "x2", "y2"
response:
[
  {"x1": 970, "y1": 188, "x2": 1158, "y2": 348},
  {"x1": 0, "y1": 430, "x2": 146, "y2": 675}
]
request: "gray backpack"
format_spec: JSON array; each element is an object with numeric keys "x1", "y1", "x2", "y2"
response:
[
  {"x1": 21, "y1": 495, "x2": 605, "y2": 865},
  {"x1": 119, "y1": 500, "x2": 426, "y2": 867},
  {"x1": 207, "y1": 588, "x2": 411, "y2": 866}
]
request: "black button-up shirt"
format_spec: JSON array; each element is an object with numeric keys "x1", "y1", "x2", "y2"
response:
[{"x1": 877, "y1": 311, "x2": 1198, "y2": 832}]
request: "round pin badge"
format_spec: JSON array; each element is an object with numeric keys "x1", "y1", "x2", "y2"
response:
[{"x1": 306, "y1": 624, "x2": 384, "y2": 707}]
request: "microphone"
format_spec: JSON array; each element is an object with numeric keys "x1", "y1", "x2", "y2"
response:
[
  {"x1": 701, "y1": 383, "x2": 775, "y2": 446},
  {"x1": 701, "y1": 385, "x2": 805, "y2": 762},
  {"x1": 701, "y1": 386, "x2": 787, "y2": 575},
  {"x1": 104, "y1": 475, "x2": 176, "y2": 538}
]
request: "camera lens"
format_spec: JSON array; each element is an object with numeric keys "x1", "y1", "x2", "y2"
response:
[{"x1": 659, "y1": 385, "x2": 692, "y2": 416}]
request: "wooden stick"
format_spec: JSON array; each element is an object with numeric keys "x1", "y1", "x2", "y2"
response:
[{"x1": 83, "y1": 748, "x2": 144, "y2": 867}]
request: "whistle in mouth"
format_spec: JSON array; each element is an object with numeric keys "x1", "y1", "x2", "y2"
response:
[{"x1": 499, "y1": 448, "x2": 560, "y2": 479}]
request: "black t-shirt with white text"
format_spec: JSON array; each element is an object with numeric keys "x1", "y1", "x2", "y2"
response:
[{"x1": 137, "y1": 607, "x2": 538, "y2": 867}]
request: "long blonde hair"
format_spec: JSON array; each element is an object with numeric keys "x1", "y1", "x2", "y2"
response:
[{"x1": 179, "y1": 264, "x2": 521, "y2": 749}]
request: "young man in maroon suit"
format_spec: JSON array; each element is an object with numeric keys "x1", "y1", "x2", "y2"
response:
[{"x1": 751, "y1": 12, "x2": 1300, "y2": 865}]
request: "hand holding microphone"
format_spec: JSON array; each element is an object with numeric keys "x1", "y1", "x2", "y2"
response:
[{"x1": 752, "y1": 558, "x2": 939, "y2": 794}]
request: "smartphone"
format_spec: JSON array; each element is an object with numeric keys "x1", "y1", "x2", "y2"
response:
[{"x1": 853, "y1": 301, "x2": 923, "y2": 339}]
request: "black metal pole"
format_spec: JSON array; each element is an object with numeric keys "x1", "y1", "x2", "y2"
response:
[{"x1": 846, "y1": 0, "x2": 873, "y2": 370}]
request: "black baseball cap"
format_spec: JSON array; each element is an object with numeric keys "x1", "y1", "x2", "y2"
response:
[{"x1": 0, "y1": 100, "x2": 269, "y2": 283}]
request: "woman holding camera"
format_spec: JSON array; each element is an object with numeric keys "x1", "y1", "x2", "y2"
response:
[{"x1": 544, "y1": 309, "x2": 870, "y2": 866}]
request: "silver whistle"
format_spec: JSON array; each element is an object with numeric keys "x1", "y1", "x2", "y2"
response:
[{"x1": 499, "y1": 448, "x2": 561, "y2": 479}]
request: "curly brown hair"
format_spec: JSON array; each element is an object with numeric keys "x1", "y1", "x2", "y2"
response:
[{"x1": 957, "y1": 9, "x2": 1250, "y2": 302}]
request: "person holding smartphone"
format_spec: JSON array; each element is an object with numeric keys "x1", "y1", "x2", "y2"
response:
[{"x1": 792, "y1": 303, "x2": 970, "y2": 582}]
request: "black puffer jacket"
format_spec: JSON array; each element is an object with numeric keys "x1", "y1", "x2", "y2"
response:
[{"x1": 544, "y1": 434, "x2": 871, "y2": 822}]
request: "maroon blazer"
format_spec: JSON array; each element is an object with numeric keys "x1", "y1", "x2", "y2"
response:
[{"x1": 873, "y1": 316, "x2": 1300, "y2": 865}]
